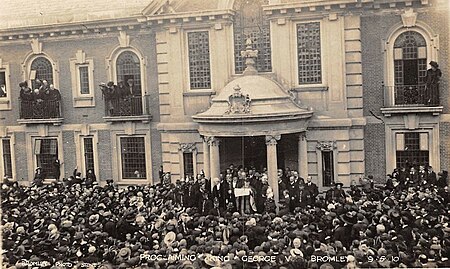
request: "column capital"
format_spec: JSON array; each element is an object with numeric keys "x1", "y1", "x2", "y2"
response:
[
  {"x1": 298, "y1": 132, "x2": 307, "y2": 141},
  {"x1": 265, "y1": 135, "x2": 281, "y2": 146},
  {"x1": 208, "y1": 136, "x2": 220, "y2": 147}
]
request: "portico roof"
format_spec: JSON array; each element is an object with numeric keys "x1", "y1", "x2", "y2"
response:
[{"x1": 193, "y1": 70, "x2": 313, "y2": 137}]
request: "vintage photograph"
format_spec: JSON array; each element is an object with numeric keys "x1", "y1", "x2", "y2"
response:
[{"x1": 0, "y1": 0, "x2": 449, "y2": 268}]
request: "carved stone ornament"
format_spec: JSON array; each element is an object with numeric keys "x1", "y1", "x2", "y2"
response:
[
  {"x1": 179, "y1": 143, "x2": 197, "y2": 153},
  {"x1": 225, "y1": 85, "x2": 251, "y2": 114},
  {"x1": 401, "y1": 8, "x2": 417, "y2": 28},
  {"x1": 265, "y1": 135, "x2": 281, "y2": 146},
  {"x1": 316, "y1": 141, "x2": 337, "y2": 151}
]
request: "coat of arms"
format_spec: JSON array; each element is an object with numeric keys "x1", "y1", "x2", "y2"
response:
[{"x1": 225, "y1": 85, "x2": 251, "y2": 114}]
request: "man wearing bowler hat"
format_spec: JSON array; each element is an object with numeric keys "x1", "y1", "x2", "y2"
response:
[{"x1": 426, "y1": 61, "x2": 442, "y2": 105}]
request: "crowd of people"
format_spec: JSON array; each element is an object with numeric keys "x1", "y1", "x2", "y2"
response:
[
  {"x1": 2, "y1": 163, "x2": 450, "y2": 269},
  {"x1": 99, "y1": 79, "x2": 142, "y2": 116},
  {"x1": 19, "y1": 79, "x2": 61, "y2": 118}
]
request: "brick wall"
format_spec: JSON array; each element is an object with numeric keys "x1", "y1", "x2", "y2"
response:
[
  {"x1": 97, "y1": 130, "x2": 112, "y2": 181},
  {"x1": 62, "y1": 131, "x2": 76, "y2": 178},
  {"x1": 361, "y1": 14, "x2": 399, "y2": 116},
  {"x1": 14, "y1": 132, "x2": 28, "y2": 181},
  {"x1": 364, "y1": 123, "x2": 386, "y2": 178},
  {"x1": 440, "y1": 122, "x2": 450, "y2": 172}
]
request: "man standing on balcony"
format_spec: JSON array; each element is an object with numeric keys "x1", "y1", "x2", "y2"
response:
[
  {"x1": 426, "y1": 61, "x2": 442, "y2": 106},
  {"x1": 46, "y1": 84, "x2": 61, "y2": 118},
  {"x1": 125, "y1": 79, "x2": 140, "y2": 96}
]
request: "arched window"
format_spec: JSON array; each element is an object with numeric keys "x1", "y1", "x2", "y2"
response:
[
  {"x1": 233, "y1": 0, "x2": 271, "y2": 74},
  {"x1": 116, "y1": 51, "x2": 142, "y2": 94},
  {"x1": 393, "y1": 31, "x2": 427, "y2": 86},
  {"x1": 31, "y1": 57, "x2": 53, "y2": 88}
]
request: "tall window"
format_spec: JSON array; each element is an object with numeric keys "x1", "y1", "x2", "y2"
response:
[
  {"x1": 0, "y1": 71, "x2": 6, "y2": 97},
  {"x1": 34, "y1": 138, "x2": 58, "y2": 179},
  {"x1": 116, "y1": 51, "x2": 142, "y2": 94},
  {"x1": 322, "y1": 151, "x2": 334, "y2": 187},
  {"x1": 83, "y1": 137, "x2": 95, "y2": 172},
  {"x1": 297, "y1": 22, "x2": 322, "y2": 84},
  {"x1": 188, "y1": 31, "x2": 212, "y2": 89},
  {"x1": 394, "y1": 31, "x2": 427, "y2": 86},
  {"x1": 233, "y1": 0, "x2": 271, "y2": 74},
  {"x1": 79, "y1": 66, "x2": 90, "y2": 94},
  {"x1": 30, "y1": 57, "x2": 53, "y2": 89},
  {"x1": 183, "y1": 152, "x2": 194, "y2": 178},
  {"x1": 396, "y1": 132, "x2": 429, "y2": 169},
  {"x1": 120, "y1": 137, "x2": 146, "y2": 179},
  {"x1": 2, "y1": 138, "x2": 12, "y2": 179}
]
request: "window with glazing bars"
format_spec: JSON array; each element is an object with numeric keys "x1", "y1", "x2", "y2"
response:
[
  {"x1": 233, "y1": 0, "x2": 271, "y2": 74},
  {"x1": 79, "y1": 66, "x2": 90, "y2": 94},
  {"x1": 297, "y1": 22, "x2": 322, "y2": 84},
  {"x1": 2, "y1": 138, "x2": 12, "y2": 178},
  {"x1": 120, "y1": 137, "x2": 146, "y2": 179},
  {"x1": 116, "y1": 51, "x2": 142, "y2": 93},
  {"x1": 188, "y1": 31, "x2": 211, "y2": 89},
  {"x1": 31, "y1": 57, "x2": 53, "y2": 89},
  {"x1": 34, "y1": 138, "x2": 58, "y2": 178},
  {"x1": 394, "y1": 31, "x2": 427, "y2": 85},
  {"x1": 396, "y1": 132, "x2": 429, "y2": 169},
  {"x1": 0, "y1": 71, "x2": 6, "y2": 97},
  {"x1": 322, "y1": 151, "x2": 334, "y2": 187},
  {"x1": 183, "y1": 152, "x2": 194, "y2": 178},
  {"x1": 84, "y1": 137, "x2": 94, "y2": 172}
]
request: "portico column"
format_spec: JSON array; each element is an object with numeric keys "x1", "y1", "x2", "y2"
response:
[
  {"x1": 209, "y1": 136, "x2": 220, "y2": 182},
  {"x1": 266, "y1": 135, "x2": 280, "y2": 209},
  {"x1": 202, "y1": 136, "x2": 210, "y2": 178},
  {"x1": 298, "y1": 133, "x2": 308, "y2": 179}
]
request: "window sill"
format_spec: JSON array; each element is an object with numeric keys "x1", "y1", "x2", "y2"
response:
[
  {"x1": 291, "y1": 86, "x2": 328, "y2": 92},
  {"x1": 0, "y1": 99, "x2": 11, "y2": 110},
  {"x1": 380, "y1": 106, "x2": 443, "y2": 117},
  {"x1": 183, "y1": 90, "x2": 216, "y2": 97},
  {"x1": 74, "y1": 96, "x2": 95, "y2": 107},
  {"x1": 116, "y1": 179, "x2": 151, "y2": 185},
  {"x1": 17, "y1": 118, "x2": 64, "y2": 125},
  {"x1": 103, "y1": 115, "x2": 152, "y2": 123}
]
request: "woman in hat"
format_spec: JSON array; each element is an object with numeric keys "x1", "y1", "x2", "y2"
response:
[
  {"x1": 33, "y1": 167, "x2": 44, "y2": 187},
  {"x1": 426, "y1": 61, "x2": 442, "y2": 105}
]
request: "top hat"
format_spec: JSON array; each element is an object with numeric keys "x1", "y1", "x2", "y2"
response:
[{"x1": 430, "y1": 61, "x2": 439, "y2": 68}]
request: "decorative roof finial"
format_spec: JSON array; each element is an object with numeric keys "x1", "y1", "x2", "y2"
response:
[{"x1": 240, "y1": 37, "x2": 259, "y2": 76}]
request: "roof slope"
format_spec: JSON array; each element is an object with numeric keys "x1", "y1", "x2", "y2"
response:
[{"x1": 0, "y1": 0, "x2": 151, "y2": 29}]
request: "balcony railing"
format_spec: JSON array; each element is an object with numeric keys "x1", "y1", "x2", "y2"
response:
[
  {"x1": 384, "y1": 84, "x2": 440, "y2": 107},
  {"x1": 19, "y1": 99, "x2": 62, "y2": 119},
  {"x1": 103, "y1": 95, "x2": 152, "y2": 122}
]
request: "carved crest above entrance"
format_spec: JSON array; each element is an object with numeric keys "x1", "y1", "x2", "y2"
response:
[
  {"x1": 225, "y1": 85, "x2": 251, "y2": 114},
  {"x1": 316, "y1": 141, "x2": 336, "y2": 151}
]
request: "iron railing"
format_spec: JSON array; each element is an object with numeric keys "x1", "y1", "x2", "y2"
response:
[
  {"x1": 19, "y1": 99, "x2": 61, "y2": 119},
  {"x1": 384, "y1": 84, "x2": 440, "y2": 107},
  {"x1": 104, "y1": 95, "x2": 149, "y2": 117}
]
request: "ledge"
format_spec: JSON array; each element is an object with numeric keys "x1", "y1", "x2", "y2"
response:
[
  {"x1": 183, "y1": 90, "x2": 216, "y2": 97},
  {"x1": 380, "y1": 106, "x2": 443, "y2": 117},
  {"x1": 103, "y1": 114, "x2": 152, "y2": 123},
  {"x1": 116, "y1": 179, "x2": 152, "y2": 185},
  {"x1": 291, "y1": 86, "x2": 328, "y2": 92},
  {"x1": 17, "y1": 118, "x2": 64, "y2": 125}
]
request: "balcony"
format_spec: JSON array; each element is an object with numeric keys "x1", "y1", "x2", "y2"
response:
[
  {"x1": 103, "y1": 95, "x2": 152, "y2": 123},
  {"x1": 381, "y1": 84, "x2": 443, "y2": 117},
  {"x1": 18, "y1": 99, "x2": 63, "y2": 125}
]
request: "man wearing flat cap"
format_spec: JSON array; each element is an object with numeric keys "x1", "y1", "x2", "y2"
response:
[{"x1": 426, "y1": 61, "x2": 442, "y2": 105}]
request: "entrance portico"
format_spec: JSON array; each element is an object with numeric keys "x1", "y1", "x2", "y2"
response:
[{"x1": 193, "y1": 77, "x2": 313, "y2": 206}]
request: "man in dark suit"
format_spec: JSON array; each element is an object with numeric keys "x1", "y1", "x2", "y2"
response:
[
  {"x1": 288, "y1": 175, "x2": 300, "y2": 212},
  {"x1": 304, "y1": 176, "x2": 319, "y2": 206},
  {"x1": 211, "y1": 177, "x2": 226, "y2": 209}
]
